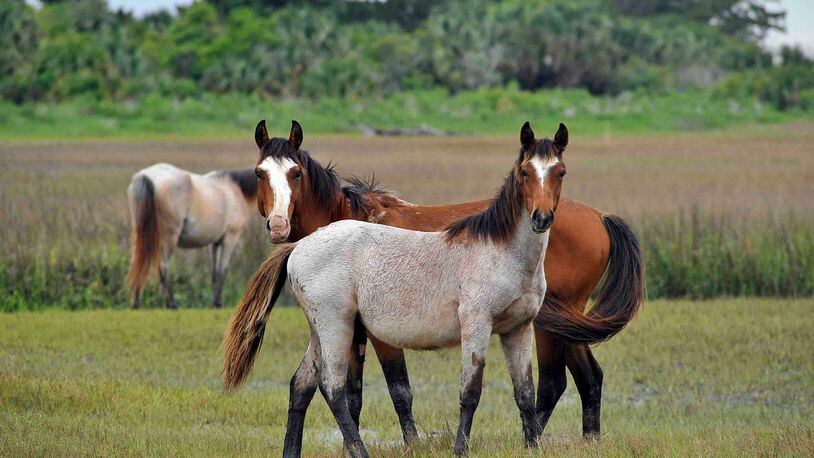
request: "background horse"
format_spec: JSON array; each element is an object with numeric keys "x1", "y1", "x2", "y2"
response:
[
  {"x1": 126, "y1": 163, "x2": 258, "y2": 308},
  {"x1": 234, "y1": 120, "x2": 643, "y2": 449},
  {"x1": 224, "y1": 122, "x2": 570, "y2": 456}
]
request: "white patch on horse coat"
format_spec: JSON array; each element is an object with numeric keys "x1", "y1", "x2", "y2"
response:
[
  {"x1": 529, "y1": 156, "x2": 560, "y2": 187},
  {"x1": 259, "y1": 157, "x2": 297, "y2": 217}
]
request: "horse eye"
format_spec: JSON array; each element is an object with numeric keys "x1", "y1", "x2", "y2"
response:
[
  {"x1": 559, "y1": 170, "x2": 567, "y2": 178},
  {"x1": 254, "y1": 169, "x2": 262, "y2": 178},
  {"x1": 293, "y1": 171, "x2": 303, "y2": 180},
  {"x1": 521, "y1": 170, "x2": 528, "y2": 177}
]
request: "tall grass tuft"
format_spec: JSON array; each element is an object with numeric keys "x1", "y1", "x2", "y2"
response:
[{"x1": 640, "y1": 209, "x2": 814, "y2": 299}]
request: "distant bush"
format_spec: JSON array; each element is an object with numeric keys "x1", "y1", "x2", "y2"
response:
[
  {"x1": 714, "y1": 61, "x2": 814, "y2": 110},
  {"x1": 0, "y1": 0, "x2": 805, "y2": 104}
]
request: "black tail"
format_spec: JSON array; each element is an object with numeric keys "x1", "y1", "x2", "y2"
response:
[{"x1": 535, "y1": 214, "x2": 645, "y2": 343}]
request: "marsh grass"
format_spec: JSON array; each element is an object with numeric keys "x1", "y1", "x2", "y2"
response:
[
  {"x1": 1, "y1": 124, "x2": 812, "y2": 310},
  {"x1": 0, "y1": 300, "x2": 811, "y2": 456}
]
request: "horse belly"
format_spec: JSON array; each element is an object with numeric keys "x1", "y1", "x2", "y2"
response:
[
  {"x1": 359, "y1": 298, "x2": 462, "y2": 350},
  {"x1": 178, "y1": 182, "x2": 229, "y2": 247}
]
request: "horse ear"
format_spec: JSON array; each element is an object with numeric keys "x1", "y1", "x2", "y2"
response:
[
  {"x1": 553, "y1": 123, "x2": 568, "y2": 152},
  {"x1": 255, "y1": 120, "x2": 269, "y2": 150},
  {"x1": 520, "y1": 121, "x2": 535, "y2": 151},
  {"x1": 289, "y1": 120, "x2": 303, "y2": 150}
]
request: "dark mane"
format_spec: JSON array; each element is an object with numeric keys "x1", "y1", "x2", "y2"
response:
[
  {"x1": 342, "y1": 175, "x2": 388, "y2": 214},
  {"x1": 260, "y1": 137, "x2": 341, "y2": 210},
  {"x1": 445, "y1": 171, "x2": 523, "y2": 243},
  {"x1": 224, "y1": 169, "x2": 259, "y2": 198},
  {"x1": 445, "y1": 137, "x2": 560, "y2": 243}
]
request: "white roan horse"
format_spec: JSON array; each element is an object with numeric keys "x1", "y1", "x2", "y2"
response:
[
  {"x1": 126, "y1": 163, "x2": 258, "y2": 308},
  {"x1": 223, "y1": 122, "x2": 569, "y2": 456}
]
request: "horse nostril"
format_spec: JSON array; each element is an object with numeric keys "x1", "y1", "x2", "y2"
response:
[{"x1": 266, "y1": 218, "x2": 272, "y2": 232}]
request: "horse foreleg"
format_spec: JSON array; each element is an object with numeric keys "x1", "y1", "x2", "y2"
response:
[
  {"x1": 534, "y1": 329, "x2": 567, "y2": 436},
  {"x1": 212, "y1": 232, "x2": 239, "y2": 308},
  {"x1": 454, "y1": 314, "x2": 491, "y2": 456},
  {"x1": 500, "y1": 321, "x2": 539, "y2": 447},
  {"x1": 283, "y1": 333, "x2": 321, "y2": 458},
  {"x1": 370, "y1": 336, "x2": 418, "y2": 446},
  {"x1": 566, "y1": 343, "x2": 603, "y2": 439}
]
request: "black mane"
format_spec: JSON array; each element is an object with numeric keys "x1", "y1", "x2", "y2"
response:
[
  {"x1": 445, "y1": 138, "x2": 560, "y2": 243},
  {"x1": 342, "y1": 175, "x2": 388, "y2": 214},
  {"x1": 260, "y1": 137, "x2": 341, "y2": 210},
  {"x1": 225, "y1": 169, "x2": 259, "y2": 198}
]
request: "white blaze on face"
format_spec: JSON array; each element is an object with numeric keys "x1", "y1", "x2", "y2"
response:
[
  {"x1": 529, "y1": 155, "x2": 560, "y2": 189},
  {"x1": 258, "y1": 157, "x2": 297, "y2": 217}
]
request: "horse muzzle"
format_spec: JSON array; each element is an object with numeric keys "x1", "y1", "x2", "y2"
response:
[
  {"x1": 531, "y1": 210, "x2": 554, "y2": 233},
  {"x1": 267, "y1": 215, "x2": 290, "y2": 243}
]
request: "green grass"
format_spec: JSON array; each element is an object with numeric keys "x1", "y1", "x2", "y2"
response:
[
  {"x1": 1, "y1": 299, "x2": 812, "y2": 456},
  {"x1": 1, "y1": 87, "x2": 811, "y2": 141}
]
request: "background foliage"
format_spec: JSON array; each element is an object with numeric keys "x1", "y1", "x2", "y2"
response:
[{"x1": 1, "y1": 0, "x2": 812, "y2": 113}]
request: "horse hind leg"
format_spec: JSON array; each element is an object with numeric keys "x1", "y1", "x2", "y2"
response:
[
  {"x1": 346, "y1": 316, "x2": 366, "y2": 429},
  {"x1": 212, "y1": 231, "x2": 239, "y2": 308},
  {"x1": 534, "y1": 329, "x2": 567, "y2": 436},
  {"x1": 500, "y1": 321, "x2": 539, "y2": 447},
  {"x1": 283, "y1": 332, "x2": 321, "y2": 458},
  {"x1": 159, "y1": 226, "x2": 181, "y2": 309},
  {"x1": 566, "y1": 343, "x2": 603, "y2": 439},
  {"x1": 315, "y1": 314, "x2": 368, "y2": 457}
]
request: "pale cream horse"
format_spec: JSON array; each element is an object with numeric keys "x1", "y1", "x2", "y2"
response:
[
  {"x1": 126, "y1": 163, "x2": 258, "y2": 308},
  {"x1": 223, "y1": 122, "x2": 569, "y2": 457}
]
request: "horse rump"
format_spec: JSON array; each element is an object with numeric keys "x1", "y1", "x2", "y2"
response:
[
  {"x1": 535, "y1": 213, "x2": 644, "y2": 343},
  {"x1": 126, "y1": 174, "x2": 161, "y2": 304}
]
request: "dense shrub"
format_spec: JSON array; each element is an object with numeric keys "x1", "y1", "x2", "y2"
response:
[{"x1": 0, "y1": 0, "x2": 806, "y2": 104}]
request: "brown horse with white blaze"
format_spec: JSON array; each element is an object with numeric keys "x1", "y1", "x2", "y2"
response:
[
  {"x1": 226, "y1": 120, "x2": 643, "y2": 454},
  {"x1": 126, "y1": 163, "x2": 258, "y2": 308}
]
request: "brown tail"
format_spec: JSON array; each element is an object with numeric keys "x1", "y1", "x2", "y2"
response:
[
  {"x1": 222, "y1": 243, "x2": 296, "y2": 392},
  {"x1": 126, "y1": 175, "x2": 160, "y2": 304},
  {"x1": 535, "y1": 214, "x2": 645, "y2": 343}
]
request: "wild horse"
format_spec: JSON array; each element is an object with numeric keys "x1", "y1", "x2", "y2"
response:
[
  {"x1": 126, "y1": 163, "x2": 258, "y2": 308},
  {"x1": 225, "y1": 120, "x2": 643, "y2": 453},
  {"x1": 224, "y1": 121, "x2": 574, "y2": 456}
]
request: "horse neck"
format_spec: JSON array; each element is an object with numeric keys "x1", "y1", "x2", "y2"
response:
[
  {"x1": 506, "y1": 210, "x2": 550, "y2": 276},
  {"x1": 290, "y1": 191, "x2": 354, "y2": 241}
]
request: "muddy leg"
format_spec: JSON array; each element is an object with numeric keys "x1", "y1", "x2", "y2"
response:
[
  {"x1": 283, "y1": 333, "x2": 321, "y2": 458},
  {"x1": 454, "y1": 315, "x2": 491, "y2": 456},
  {"x1": 318, "y1": 324, "x2": 368, "y2": 457},
  {"x1": 501, "y1": 322, "x2": 539, "y2": 447},
  {"x1": 371, "y1": 336, "x2": 419, "y2": 446},
  {"x1": 535, "y1": 329, "x2": 566, "y2": 435},
  {"x1": 566, "y1": 343, "x2": 603, "y2": 439}
]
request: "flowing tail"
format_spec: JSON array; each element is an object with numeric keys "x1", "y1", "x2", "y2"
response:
[
  {"x1": 535, "y1": 214, "x2": 645, "y2": 343},
  {"x1": 126, "y1": 175, "x2": 161, "y2": 305},
  {"x1": 222, "y1": 243, "x2": 296, "y2": 392}
]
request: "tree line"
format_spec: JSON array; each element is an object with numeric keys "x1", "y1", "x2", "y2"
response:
[{"x1": 1, "y1": 0, "x2": 812, "y2": 110}]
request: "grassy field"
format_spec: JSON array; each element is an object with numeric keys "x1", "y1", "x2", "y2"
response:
[
  {"x1": 2, "y1": 121, "x2": 813, "y2": 309},
  {"x1": 1, "y1": 89, "x2": 811, "y2": 141},
  {"x1": 1, "y1": 299, "x2": 812, "y2": 456}
]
